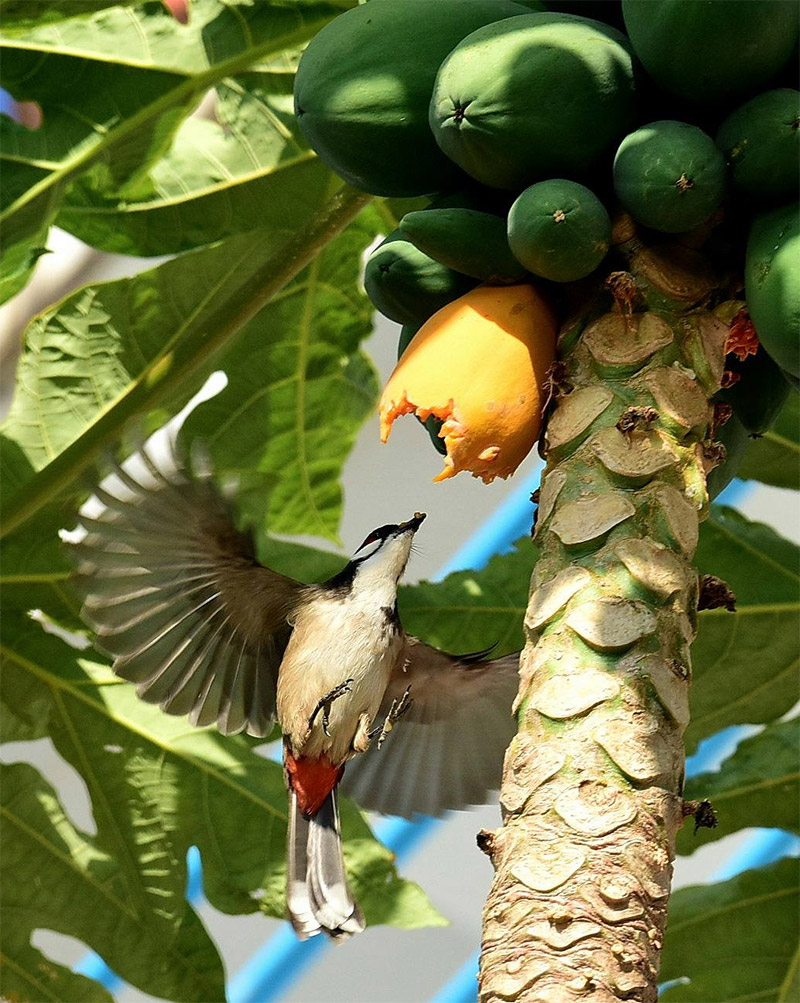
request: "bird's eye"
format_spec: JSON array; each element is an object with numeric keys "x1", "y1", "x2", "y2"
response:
[{"x1": 355, "y1": 531, "x2": 380, "y2": 554}]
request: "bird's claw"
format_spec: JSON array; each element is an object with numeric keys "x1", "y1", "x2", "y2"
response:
[
  {"x1": 309, "y1": 678, "x2": 354, "y2": 736},
  {"x1": 375, "y1": 685, "x2": 412, "y2": 749}
]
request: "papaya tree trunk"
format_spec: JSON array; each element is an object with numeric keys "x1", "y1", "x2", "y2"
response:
[{"x1": 478, "y1": 224, "x2": 730, "y2": 1003}]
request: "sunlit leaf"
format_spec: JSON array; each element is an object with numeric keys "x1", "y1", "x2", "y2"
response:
[
  {"x1": 660, "y1": 857, "x2": 800, "y2": 1002},
  {"x1": 180, "y1": 205, "x2": 382, "y2": 541},
  {"x1": 0, "y1": 615, "x2": 443, "y2": 1001},
  {"x1": 0, "y1": 0, "x2": 345, "y2": 300},
  {"x1": 58, "y1": 60, "x2": 332, "y2": 257},
  {"x1": 687, "y1": 507, "x2": 799, "y2": 752},
  {"x1": 678, "y1": 719, "x2": 799, "y2": 855},
  {"x1": 0, "y1": 182, "x2": 370, "y2": 541}
]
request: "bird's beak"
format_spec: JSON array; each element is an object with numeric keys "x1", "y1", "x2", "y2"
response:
[{"x1": 400, "y1": 512, "x2": 426, "y2": 533}]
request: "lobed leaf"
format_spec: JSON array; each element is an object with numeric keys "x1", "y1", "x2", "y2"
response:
[
  {"x1": 0, "y1": 0, "x2": 345, "y2": 300},
  {"x1": 0, "y1": 182, "x2": 371, "y2": 541},
  {"x1": 678, "y1": 719, "x2": 799, "y2": 856},
  {"x1": 660, "y1": 857, "x2": 799, "y2": 1002},
  {"x1": 0, "y1": 615, "x2": 443, "y2": 1001},
  {"x1": 179, "y1": 205, "x2": 382, "y2": 541},
  {"x1": 57, "y1": 60, "x2": 332, "y2": 257}
]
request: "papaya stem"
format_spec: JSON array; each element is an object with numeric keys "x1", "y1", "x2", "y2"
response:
[{"x1": 479, "y1": 236, "x2": 729, "y2": 1002}]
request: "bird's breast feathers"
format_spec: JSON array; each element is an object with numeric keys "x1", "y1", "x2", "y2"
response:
[{"x1": 276, "y1": 595, "x2": 401, "y2": 762}]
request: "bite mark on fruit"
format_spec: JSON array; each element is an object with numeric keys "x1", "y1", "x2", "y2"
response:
[{"x1": 380, "y1": 393, "x2": 506, "y2": 483}]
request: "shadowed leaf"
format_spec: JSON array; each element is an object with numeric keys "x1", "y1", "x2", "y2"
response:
[{"x1": 737, "y1": 393, "x2": 799, "y2": 491}]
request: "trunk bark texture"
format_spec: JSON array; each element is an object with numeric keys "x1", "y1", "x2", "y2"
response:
[{"x1": 479, "y1": 224, "x2": 731, "y2": 1003}]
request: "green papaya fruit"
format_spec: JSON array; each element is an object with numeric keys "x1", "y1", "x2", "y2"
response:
[
  {"x1": 400, "y1": 209, "x2": 527, "y2": 282},
  {"x1": 719, "y1": 347, "x2": 792, "y2": 436},
  {"x1": 364, "y1": 230, "x2": 475, "y2": 325},
  {"x1": 429, "y1": 12, "x2": 636, "y2": 190},
  {"x1": 716, "y1": 89, "x2": 800, "y2": 202},
  {"x1": 613, "y1": 121, "x2": 726, "y2": 233},
  {"x1": 293, "y1": 0, "x2": 531, "y2": 197},
  {"x1": 396, "y1": 325, "x2": 447, "y2": 456},
  {"x1": 746, "y1": 202, "x2": 800, "y2": 378},
  {"x1": 707, "y1": 413, "x2": 748, "y2": 502},
  {"x1": 507, "y1": 179, "x2": 611, "y2": 282},
  {"x1": 397, "y1": 324, "x2": 420, "y2": 361},
  {"x1": 622, "y1": 0, "x2": 799, "y2": 104}
]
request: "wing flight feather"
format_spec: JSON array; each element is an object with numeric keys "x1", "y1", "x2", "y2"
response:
[{"x1": 72, "y1": 445, "x2": 302, "y2": 736}]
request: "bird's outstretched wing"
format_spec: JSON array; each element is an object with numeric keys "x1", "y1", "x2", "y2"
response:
[
  {"x1": 71, "y1": 445, "x2": 304, "y2": 736},
  {"x1": 341, "y1": 638, "x2": 519, "y2": 817}
]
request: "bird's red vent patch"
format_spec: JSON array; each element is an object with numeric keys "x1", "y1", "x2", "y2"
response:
[{"x1": 285, "y1": 749, "x2": 344, "y2": 818}]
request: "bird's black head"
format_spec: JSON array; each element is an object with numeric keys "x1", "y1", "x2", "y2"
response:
[{"x1": 324, "y1": 514, "x2": 426, "y2": 594}]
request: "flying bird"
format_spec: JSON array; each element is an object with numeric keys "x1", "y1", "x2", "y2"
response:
[{"x1": 71, "y1": 444, "x2": 519, "y2": 940}]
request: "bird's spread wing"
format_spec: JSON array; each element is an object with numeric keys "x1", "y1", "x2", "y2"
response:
[
  {"x1": 341, "y1": 637, "x2": 520, "y2": 817},
  {"x1": 71, "y1": 446, "x2": 304, "y2": 736}
]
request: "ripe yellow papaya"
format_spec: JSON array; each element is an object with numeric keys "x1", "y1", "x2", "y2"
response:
[{"x1": 380, "y1": 284, "x2": 557, "y2": 483}]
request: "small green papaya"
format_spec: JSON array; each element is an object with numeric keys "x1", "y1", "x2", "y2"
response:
[
  {"x1": 397, "y1": 324, "x2": 420, "y2": 361},
  {"x1": 622, "y1": 0, "x2": 799, "y2": 104},
  {"x1": 429, "y1": 12, "x2": 636, "y2": 190},
  {"x1": 706, "y1": 413, "x2": 748, "y2": 502},
  {"x1": 399, "y1": 209, "x2": 527, "y2": 282},
  {"x1": 716, "y1": 89, "x2": 800, "y2": 202},
  {"x1": 364, "y1": 230, "x2": 475, "y2": 325},
  {"x1": 507, "y1": 179, "x2": 611, "y2": 282},
  {"x1": 613, "y1": 121, "x2": 726, "y2": 233},
  {"x1": 293, "y1": 0, "x2": 530, "y2": 197},
  {"x1": 746, "y1": 202, "x2": 800, "y2": 378},
  {"x1": 396, "y1": 325, "x2": 447, "y2": 456}
]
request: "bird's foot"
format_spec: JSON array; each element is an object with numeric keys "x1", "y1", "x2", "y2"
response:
[
  {"x1": 308, "y1": 678, "x2": 354, "y2": 737},
  {"x1": 372, "y1": 685, "x2": 413, "y2": 749}
]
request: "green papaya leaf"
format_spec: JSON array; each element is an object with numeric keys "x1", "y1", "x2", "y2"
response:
[
  {"x1": 57, "y1": 61, "x2": 332, "y2": 257},
  {"x1": 737, "y1": 393, "x2": 799, "y2": 491},
  {"x1": 678, "y1": 719, "x2": 799, "y2": 856},
  {"x1": 0, "y1": 506, "x2": 84, "y2": 631},
  {"x1": 687, "y1": 506, "x2": 800, "y2": 752},
  {"x1": 399, "y1": 539, "x2": 533, "y2": 657},
  {"x1": 0, "y1": 770, "x2": 117, "y2": 1003},
  {"x1": 0, "y1": 0, "x2": 138, "y2": 25},
  {"x1": 0, "y1": 0, "x2": 344, "y2": 300},
  {"x1": 0, "y1": 183, "x2": 371, "y2": 541},
  {"x1": 0, "y1": 615, "x2": 443, "y2": 1002},
  {"x1": 660, "y1": 857, "x2": 800, "y2": 1002},
  {"x1": 0, "y1": 760, "x2": 226, "y2": 1003},
  {"x1": 179, "y1": 204, "x2": 381, "y2": 542}
]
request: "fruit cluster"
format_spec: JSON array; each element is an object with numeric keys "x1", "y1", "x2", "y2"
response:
[{"x1": 294, "y1": 0, "x2": 798, "y2": 482}]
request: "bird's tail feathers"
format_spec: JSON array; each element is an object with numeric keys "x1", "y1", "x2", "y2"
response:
[{"x1": 286, "y1": 788, "x2": 365, "y2": 941}]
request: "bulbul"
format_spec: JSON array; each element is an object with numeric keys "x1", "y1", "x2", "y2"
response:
[{"x1": 72, "y1": 444, "x2": 519, "y2": 940}]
